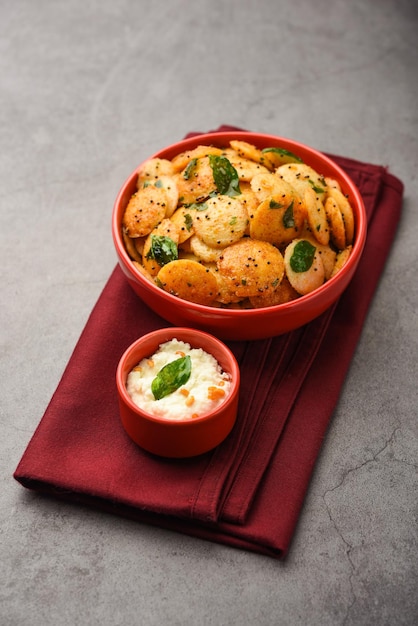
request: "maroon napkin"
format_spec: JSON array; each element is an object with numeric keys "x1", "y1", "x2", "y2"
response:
[{"x1": 14, "y1": 126, "x2": 404, "y2": 558}]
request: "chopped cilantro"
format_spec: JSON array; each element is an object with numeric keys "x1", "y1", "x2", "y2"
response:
[{"x1": 145, "y1": 235, "x2": 178, "y2": 266}]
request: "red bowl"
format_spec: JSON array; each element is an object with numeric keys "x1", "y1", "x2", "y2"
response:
[
  {"x1": 116, "y1": 327, "x2": 240, "y2": 458},
  {"x1": 112, "y1": 131, "x2": 367, "y2": 340}
]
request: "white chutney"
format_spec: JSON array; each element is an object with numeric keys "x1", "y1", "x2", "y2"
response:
[{"x1": 126, "y1": 339, "x2": 232, "y2": 420}]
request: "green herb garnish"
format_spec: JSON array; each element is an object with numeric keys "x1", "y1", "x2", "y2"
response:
[
  {"x1": 269, "y1": 199, "x2": 284, "y2": 209},
  {"x1": 143, "y1": 179, "x2": 164, "y2": 189},
  {"x1": 261, "y1": 147, "x2": 303, "y2": 164},
  {"x1": 145, "y1": 235, "x2": 178, "y2": 266},
  {"x1": 290, "y1": 240, "x2": 316, "y2": 273},
  {"x1": 151, "y1": 355, "x2": 192, "y2": 400},
  {"x1": 308, "y1": 179, "x2": 325, "y2": 194},
  {"x1": 184, "y1": 213, "x2": 193, "y2": 231},
  {"x1": 283, "y1": 201, "x2": 295, "y2": 228},
  {"x1": 184, "y1": 201, "x2": 208, "y2": 212},
  {"x1": 208, "y1": 155, "x2": 241, "y2": 197},
  {"x1": 183, "y1": 158, "x2": 198, "y2": 180}
]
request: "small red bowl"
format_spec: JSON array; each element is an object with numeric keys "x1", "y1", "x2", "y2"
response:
[
  {"x1": 112, "y1": 131, "x2": 367, "y2": 340},
  {"x1": 116, "y1": 327, "x2": 240, "y2": 458}
]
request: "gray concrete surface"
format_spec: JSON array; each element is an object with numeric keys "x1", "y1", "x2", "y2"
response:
[{"x1": 1, "y1": 0, "x2": 417, "y2": 624}]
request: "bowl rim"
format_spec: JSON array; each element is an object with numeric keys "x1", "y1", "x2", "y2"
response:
[
  {"x1": 116, "y1": 327, "x2": 241, "y2": 426},
  {"x1": 112, "y1": 131, "x2": 367, "y2": 317}
]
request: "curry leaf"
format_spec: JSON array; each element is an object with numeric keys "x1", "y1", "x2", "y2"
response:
[
  {"x1": 283, "y1": 201, "x2": 295, "y2": 228},
  {"x1": 308, "y1": 179, "x2": 325, "y2": 194},
  {"x1": 208, "y1": 155, "x2": 241, "y2": 197},
  {"x1": 183, "y1": 158, "x2": 198, "y2": 180},
  {"x1": 290, "y1": 240, "x2": 316, "y2": 273},
  {"x1": 269, "y1": 199, "x2": 284, "y2": 209},
  {"x1": 184, "y1": 213, "x2": 193, "y2": 231},
  {"x1": 151, "y1": 355, "x2": 192, "y2": 400},
  {"x1": 261, "y1": 147, "x2": 303, "y2": 164},
  {"x1": 184, "y1": 201, "x2": 208, "y2": 212}
]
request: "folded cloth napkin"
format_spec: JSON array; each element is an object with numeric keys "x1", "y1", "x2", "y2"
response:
[{"x1": 14, "y1": 126, "x2": 404, "y2": 558}]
